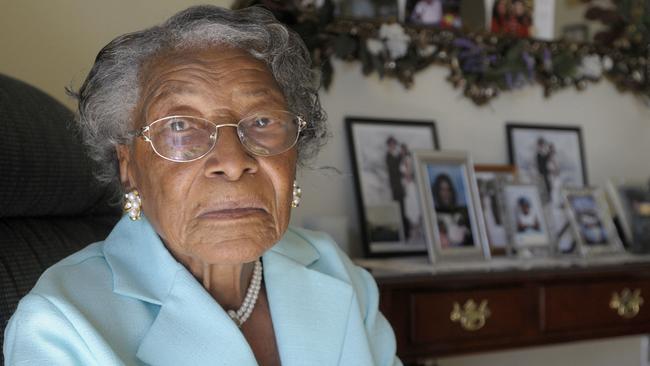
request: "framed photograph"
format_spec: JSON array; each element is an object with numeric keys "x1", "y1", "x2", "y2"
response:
[
  {"x1": 507, "y1": 123, "x2": 587, "y2": 254},
  {"x1": 413, "y1": 150, "x2": 489, "y2": 262},
  {"x1": 405, "y1": 0, "x2": 462, "y2": 28},
  {"x1": 346, "y1": 117, "x2": 439, "y2": 256},
  {"x1": 562, "y1": 187, "x2": 623, "y2": 256},
  {"x1": 334, "y1": 0, "x2": 399, "y2": 20},
  {"x1": 607, "y1": 179, "x2": 650, "y2": 253},
  {"x1": 503, "y1": 183, "x2": 553, "y2": 251},
  {"x1": 488, "y1": 0, "x2": 534, "y2": 38},
  {"x1": 562, "y1": 24, "x2": 589, "y2": 43},
  {"x1": 474, "y1": 164, "x2": 518, "y2": 254}
]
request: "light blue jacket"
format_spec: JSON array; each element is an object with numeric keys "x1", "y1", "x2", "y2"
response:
[{"x1": 4, "y1": 216, "x2": 401, "y2": 365}]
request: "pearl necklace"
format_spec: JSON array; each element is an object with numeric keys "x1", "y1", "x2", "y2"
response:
[{"x1": 227, "y1": 259, "x2": 262, "y2": 327}]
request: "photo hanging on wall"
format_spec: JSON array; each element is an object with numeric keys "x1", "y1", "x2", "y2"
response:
[
  {"x1": 413, "y1": 150, "x2": 490, "y2": 263},
  {"x1": 333, "y1": 0, "x2": 400, "y2": 21},
  {"x1": 506, "y1": 123, "x2": 587, "y2": 254},
  {"x1": 346, "y1": 117, "x2": 439, "y2": 257}
]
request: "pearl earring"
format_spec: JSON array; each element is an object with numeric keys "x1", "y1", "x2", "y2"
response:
[
  {"x1": 123, "y1": 190, "x2": 142, "y2": 220},
  {"x1": 291, "y1": 181, "x2": 302, "y2": 208}
]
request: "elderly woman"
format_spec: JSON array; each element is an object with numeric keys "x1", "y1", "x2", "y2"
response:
[{"x1": 4, "y1": 6, "x2": 400, "y2": 366}]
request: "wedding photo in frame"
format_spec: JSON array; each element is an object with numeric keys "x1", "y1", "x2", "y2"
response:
[
  {"x1": 503, "y1": 183, "x2": 553, "y2": 253},
  {"x1": 413, "y1": 150, "x2": 489, "y2": 263},
  {"x1": 561, "y1": 187, "x2": 623, "y2": 256},
  {"x1": 474, "y1": 164, "x2": 518, "y2": 255},
  {"x1": 506, "y1": 123, "x2": 587, "y2": 254},
  {"x1": 346, "y1": 117, "x2": 439, "y2": 257}
]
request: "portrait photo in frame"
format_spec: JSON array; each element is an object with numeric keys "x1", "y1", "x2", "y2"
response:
[
  {"x1": 474, "y1": 164, "x2": 518, "y2": 255},
  {"x1": 413, "y1": 150, "x2": 489, "y2": 263},
  {"x1": 562, "y1": 187, "x2": 623, "y2": 256},
  {"x1": 405, "y1": 0, "x2": 462, "y2": 28},
  {"x1": 346, "y1": 117, "x2": 439, "y2": 257},
  {"x1": 507, "y1": 123, "x2": 587, "y2": 254},
  {"x1": 503, "y1": 183, "x2": 553, "y2": 254}
]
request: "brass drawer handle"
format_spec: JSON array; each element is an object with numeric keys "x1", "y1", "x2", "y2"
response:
[
  {"x1": 610, "y1": 288, "x2": 644, "y2": 319},
  {"x1": 450, "y1": 299, "x2": 491, "y2": 331}
]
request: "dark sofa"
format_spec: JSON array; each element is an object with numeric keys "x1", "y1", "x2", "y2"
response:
[{"x1": 0, "y1": 74, "x2": 120, "y2": 361}]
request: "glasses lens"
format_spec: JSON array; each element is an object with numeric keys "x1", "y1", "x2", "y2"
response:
[
  {"x1": 237, "y1": 111, "x2": 301, "y2": 156},
  {"x1": 148, "y1": 116, "x2": 216, "y2": 161}
]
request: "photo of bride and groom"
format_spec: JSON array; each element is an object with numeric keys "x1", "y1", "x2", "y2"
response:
[
  {"x1": 386, "y1": 136, "x2": 424, "y2": 244},
  {"x1": 508, "y1": 124, "x2": 587, "y2": 253},
  {"x1": 347, "y1": 119, "x2": 438, "y2": 255}
]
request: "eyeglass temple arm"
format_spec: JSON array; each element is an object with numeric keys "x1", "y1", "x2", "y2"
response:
[{"x1": 298, "y1": 116, "x2": 307, "y2": 130}]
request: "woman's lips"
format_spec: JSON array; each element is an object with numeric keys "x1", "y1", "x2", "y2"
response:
[{"x1": 198, "y1": 207, "x2": 267, "y2": 220}]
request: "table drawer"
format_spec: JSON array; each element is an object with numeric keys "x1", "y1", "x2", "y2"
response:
[
  {"x1": 544, "y1": 280, "x2": 650, "y2": 332},
  {"x1": 409, "y1": 287, "x2": 532, "y2": 344}
]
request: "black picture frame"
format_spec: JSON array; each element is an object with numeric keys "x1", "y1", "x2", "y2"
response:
[
  {"x1": 506, "y1": 123, "x2": 588, "y2": 254},
  {"x1": 346, "y1": 117, "x2": 439, "y2": 257},
  {"x1": 506, "y1": 123, "x2": 587, "y2": 187}
]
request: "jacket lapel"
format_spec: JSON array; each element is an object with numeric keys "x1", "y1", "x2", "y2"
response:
[
  {"x1": 263, "y1": 229, "x2": 353, "y2": 366},
  {"x1": 103, "y1": 216, "x2": 257, "y2": 365},
  {"x1": 135, "y1": 269, "x2": 258, "y2": 365},
  {"x1": 103, "y1": 217, "x2": 353, "y2": 366}
]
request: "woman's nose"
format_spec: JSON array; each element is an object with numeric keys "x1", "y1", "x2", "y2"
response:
[{"x1": 202, "y1": 126, "x2": 258, "y2": 180}]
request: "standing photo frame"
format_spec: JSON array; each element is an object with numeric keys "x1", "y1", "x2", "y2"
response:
[
  {"x1": 474, "y1": 164, "x2": 518, "y2": 255},
  {"x1": 346, "y1": 117, "x2": 439, "y2": 257},
  {"x1": 562, "y1": 187, "x2": 623, "y2": 256},
  {"x1": 413, "y1": 150, "x2": 489, "y2": 263},
  {"x1": 506, "y1": 123, "x2": 587, "y2": 254},
  {"x1": 607, "y1": 179, "x2": 650, "y2": 253},
  {"x1": 502, "y1": 183, "x2": 554, "y2": 254}
]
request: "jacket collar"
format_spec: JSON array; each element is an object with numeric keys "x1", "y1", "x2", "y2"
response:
[
  {"x1": 102, "y1": 215, "x2": 181, "y2": 305},
  {"x1": 102, "y1": 216, "x2": 353, "y2": 366}
]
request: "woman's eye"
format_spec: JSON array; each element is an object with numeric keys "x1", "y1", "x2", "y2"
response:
[
  {"x1": 170, "y1": 120, "x2": 187, "y2": 131},
  {"x1": 255, "y1": 118, "x2": 271, "y2": 128}
]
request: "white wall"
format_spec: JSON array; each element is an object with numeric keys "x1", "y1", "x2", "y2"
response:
[
  {"x1": 0, "y1": 0, "x2": 216, "y2": 110},
  {"x1": 2, "y1": 2, "x2": 650, "y2": 365}
]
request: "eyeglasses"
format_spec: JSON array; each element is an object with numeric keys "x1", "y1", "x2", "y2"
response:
[{"x1": 134, "y1": 111, "x2": 307, "y2": 163}]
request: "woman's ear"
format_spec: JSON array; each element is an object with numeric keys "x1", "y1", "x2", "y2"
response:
[{"x1": 116, "y1": 144, "x2": 134, "y2": 189}]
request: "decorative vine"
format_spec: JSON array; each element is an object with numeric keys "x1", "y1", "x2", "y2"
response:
[{"x1": 232, "y1": 0, "x2": 650, "y2": 106}]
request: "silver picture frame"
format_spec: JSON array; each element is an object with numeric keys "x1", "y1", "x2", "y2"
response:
[
  {"x1": 474, "y1": 164, "x2": 518, "y2": 255},
  {"x1": 413, "y1": 150, "x2": 490, "y2": 263},
  {"x1": 562, "y1": 187, "x2": 624, "y2": 256},
  {"x1": 502, "y1": 183, "x2": 554, "y2": 254}
]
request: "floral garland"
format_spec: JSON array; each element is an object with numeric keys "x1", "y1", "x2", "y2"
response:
[{"x1": 232, "y1": 0, "x2": 650, "y2": 106}]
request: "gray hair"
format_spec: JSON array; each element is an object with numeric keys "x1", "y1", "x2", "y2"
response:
[{"x1": 71, "y1": 5, "x2": 327, "y2": 193}]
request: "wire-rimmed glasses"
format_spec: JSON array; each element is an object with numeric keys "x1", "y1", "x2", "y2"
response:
[{"x1": 134, "y1": 110, "x2": 307, "y2": 162}]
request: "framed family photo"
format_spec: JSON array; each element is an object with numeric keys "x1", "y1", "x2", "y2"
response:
[
  {"x1": 562, "y1": 187, "x2": 623, "y2": 256},
  {"x1": 507, "y1": 123, "x2": 587, "y2": 254},
  {"x1": 474, "y1": 164, "x2": 518, "y2": 255},
  {"x1": 488, "y1": 0, "x2": 534, "y2": 38},
  {"x1": 405, "y1": 0, "x2": 462, "y2": 28},
  {"x1": 346, "y1": 117, "x2": 439, "y2": 257},
  {"x1": 503, "y1": 183, "x2": 553, "y2": 252},
  {"x1": 413, "y1": 150, "x2": 489, "y2": 263}
]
